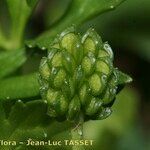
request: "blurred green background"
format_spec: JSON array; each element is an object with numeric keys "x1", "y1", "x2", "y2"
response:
[{"x1": 0, "y1": 0, "x2": 150, "y2": 150}]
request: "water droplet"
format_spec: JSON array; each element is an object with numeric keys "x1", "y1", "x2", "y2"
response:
[
  {"x1": 42, "y1": 87, "x2": 46, "y2": 90},
  {"x1": 97, "y1": 101, "x2": 103, "y2": 107},
  {"x1": 74, "y1": 108, "x2": 77, "y2": 111},
  {"x1": 66, "y1": 56, "x2": 70, "y2": 61},
  {"x1": 98, "y1": 107, "x2": 112, "y2": 119},
  {"x1": 64, "y1": 79, "x2": 68, "y2": 84},
  {"x1": 105, "y1": 107, "x2": 112, "y2": 114},
  {"x1": 110, "y1": 88, "x2": 116, "y2": 94},
  {"x1": 52, "y1": 67, "x2": 57, "y2": 75},
  {"x1": 78, "y1": 129, "x2": 83, "y2": 136},
  {"x1": 28, "y1": 44, "x2": 33, "y2": 48},
  {"x1": 44, "y1": 132, "x2": 47, "y2": 138},
  {"x1": 76, "y1": 44, "x2": 80, "y2": 48},
  {"x1": 88, "y1": 87, "x2": 91, "y2": 93},
  {"x1": 102, "y1": 75, "x2": 107, "y2": 80},
  {"x1": 88, "y1": 52, "x2": 96, "y2": 63},
  {"x1": 6, "y1": 96, "x2": 10, "y2": 99},
  {"x1": 44, "y1": 100, "x2": 47, "y2": 104},
  {"x1": 17, "y1": 99, "x2": 22, "y2": 102},
  {"x1": 95, "y1": 40, "x2": 98, "y2": 44},
  {"x1": 103, "y1": 43, "x2": 113, "y2": 59},
  {"x1": 41, "y1": 47, "x2": 46, "y2": 50},
  {"x1": 110, "y1": 5, "x2": 114, "y2": 9},
  {"x1": 104, "y1": 43, "x2": 111, "y2": 51}
]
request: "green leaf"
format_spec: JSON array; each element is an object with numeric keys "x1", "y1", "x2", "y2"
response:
[
  {"x1": 0, "y1": 100, "x2": 73, "y2": 150},
  {"x1": 0, "y1": 73, "x2": 40, "y2": 101},
  {"x1": 0, "y1": 49, "x2": 26, "y2": 79},
  {"x1": 26, "y1": 0, "x2": 39, "y2": 7},
  {"x1": 26, "y1": 0, "x2": 125, "y2": 49},
  {"x1": 0, "y1": 25, "x2": 7, "y2": 50},
  {"x1": 115, "y1": 69, "x2": 133, "y2": 85},
  {"x1": 90, "y1": 0, "x2": 150, "y2": 62},
  {"x1": 5, "y1": 0, "x2": 39, "y2": 49}
]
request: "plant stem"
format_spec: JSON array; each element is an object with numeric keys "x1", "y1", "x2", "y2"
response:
[{"x1": 71, "y1": 113, "x2": 85, "y2": 150}]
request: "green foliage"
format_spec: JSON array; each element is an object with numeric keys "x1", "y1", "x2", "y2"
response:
[
  {"x1": 90, "y1": 0, "x2": 150, "y2": 62},
  {"x1": 26, "y1": 0, "x2": 39, "y2": 7},
  {"x1": 0, "y1": 49, "x2": 26, "y2": 79},
  {"x1": 0, "y1": 0, "x2": 138, "y2": 150},
  {"x1": 0, "y1": 0, "x2": 126, "y2": 103},
  {"x1": 0, "y1": 99, "x2": 73, "y2": 150},
  {"x1": 0, "y1": 0, "x2": 39, "y2": 50},
  {"x1": 0, "y1": 73, "x2": 40, "y2": 101},
  {"x1": 26, "y1": 0, "x2": 125, "y2": 49},
  {"x1": 0, "y1": 87, "x2": 138, "y2": 150}
]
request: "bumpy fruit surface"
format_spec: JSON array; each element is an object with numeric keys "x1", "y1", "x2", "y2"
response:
[{"x1": 39, "y1": 27, "x2": 132, "y2": 121}]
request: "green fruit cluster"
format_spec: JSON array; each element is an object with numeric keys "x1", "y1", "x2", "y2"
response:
[{"x1": 39, "y1": 27, "x2": 132, "y2": 121}]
